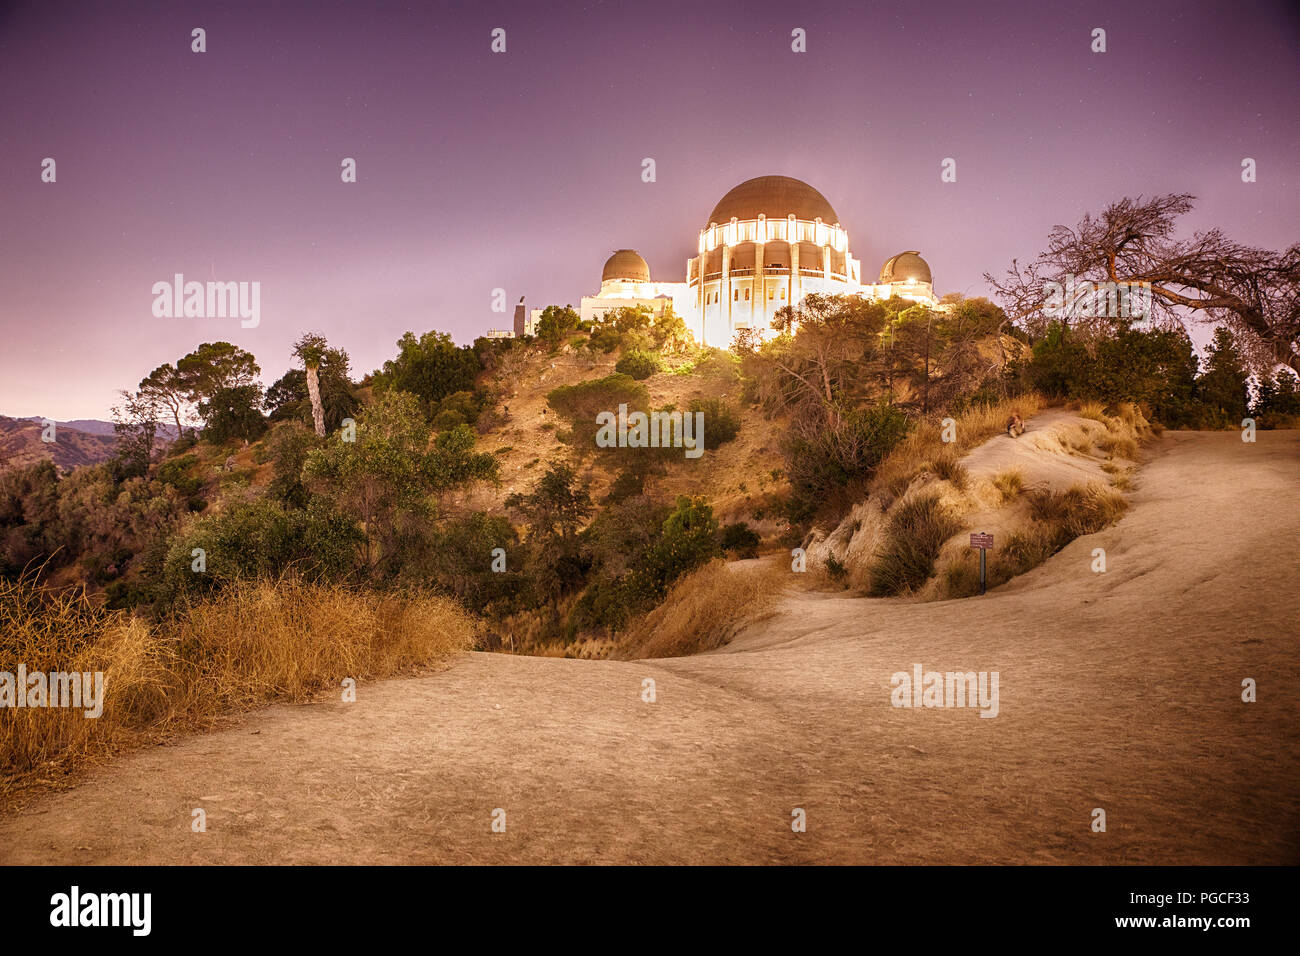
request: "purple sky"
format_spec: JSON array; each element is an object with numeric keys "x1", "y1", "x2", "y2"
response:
[{"x1": 2, "y1": 0, "x2": 1298, "y2": 420}]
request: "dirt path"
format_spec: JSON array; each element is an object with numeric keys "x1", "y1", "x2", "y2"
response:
[{"x1": 2, "y1": 430, "x2": 1297, "y2": 864}]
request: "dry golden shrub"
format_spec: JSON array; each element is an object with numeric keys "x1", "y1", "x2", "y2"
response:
[
  {"x1": 0, "y1": 578, "x2": 476, "y2": 790},
  {"x1": 615, "y1": 559, "x2": 786, "y2": 660}
]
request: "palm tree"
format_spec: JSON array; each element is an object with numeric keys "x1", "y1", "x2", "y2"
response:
[{"x1": 292, "y1": 333, "x2": 329, "y2": 437}]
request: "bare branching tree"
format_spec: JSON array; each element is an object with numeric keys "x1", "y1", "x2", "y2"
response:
[
  {"x1": 987, "y1": 194, "x2": 1300, "y2": 372},
  {"x1": 758, "y1": 294, "x2": 886, "y2": 427}
]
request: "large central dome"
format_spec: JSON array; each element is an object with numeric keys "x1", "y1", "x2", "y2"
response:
[{"x1": 707, "y1": 175, "x2": 839, "y2": 227}]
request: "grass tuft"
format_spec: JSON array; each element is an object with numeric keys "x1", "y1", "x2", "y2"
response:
[
  {"x1": 991, "y1": 469, "x2": 1025, "y2": 502},
  {"x1": 868, "y1": 493, "x2": 964, "y2": 596}
]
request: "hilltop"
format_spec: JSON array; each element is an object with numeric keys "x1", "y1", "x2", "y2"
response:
[{"x1": 0, "y1": 416, "x2": 118, "y2": 471}]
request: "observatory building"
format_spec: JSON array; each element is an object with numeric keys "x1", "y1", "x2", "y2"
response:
[{"x1": 531, "y1": 175, "x2": 938, "y2": 347}]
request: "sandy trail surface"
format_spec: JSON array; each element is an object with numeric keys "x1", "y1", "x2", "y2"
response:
[{"x1": 2, "y1": 430, "x2": 1297, "y2": 864}]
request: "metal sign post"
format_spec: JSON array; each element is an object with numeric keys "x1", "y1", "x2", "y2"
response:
[{"x1": 969, "y1": 532, "x2": 994, "y2": 595}]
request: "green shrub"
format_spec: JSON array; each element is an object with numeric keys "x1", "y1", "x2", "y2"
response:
[
  {"x1": 547, "y1": 374, "x2": 647, "y2": 422},
  {"x1": 614, "y1": 349, "x2": 661, "y2": 380},
  {"x1": 155, "y1": 454, "x2": 202, "y2": 498},
  {"x1": 419, "y1": 513, "x2": 521, "y2": 614},
  {"x1": 687, "y1": 397, "x2": 741, "y2": 448},
  {"x1": 825, "y1": 554, "x2": 849, "y2": 583},
  {"x1": 162, "y1": 499, "x2": 362, "y2": 598},
  {"x1": 633, "y1": 496, "x2": 720, "y2": 600},
  {"x1": 719, "y1": 521, "x2": 761, "y2": 558},
  {"x1": 604, "y1": 470, "x2": 645, "y2": 504}
]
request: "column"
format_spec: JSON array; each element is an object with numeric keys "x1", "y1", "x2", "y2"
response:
[
  {"x1": 721, "y1": 242, "x2": 733, "y2": 335},
  {"x1": 788, "y1": 215, "x2": 800, "y2": 306},
  {"x1": 697, "y1": 236, "x2": 707, "y2": 346}
]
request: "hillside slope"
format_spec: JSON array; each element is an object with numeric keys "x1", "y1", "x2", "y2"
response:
[
  {"x1": 458, "y1": 347, "x2": 791, "y2": 530},
  {"x1": 2, "y1": 429, "x2": 1295, "y2": 864},
  {"x1": 0, "y1": 416, "x2": 118, "y2": 471}
]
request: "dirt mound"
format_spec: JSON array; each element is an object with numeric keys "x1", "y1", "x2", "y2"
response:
[{"x1": 807, "y1": 406, "x2": 1143, "y2": 596}]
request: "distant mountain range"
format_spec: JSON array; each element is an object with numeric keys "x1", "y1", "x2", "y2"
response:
[
  {"x1": 18, "y1": 416, "x2": 119, "y2": 436},
  {"x1": 0, "y1": 416, "x2": 180, "y2": 472}
]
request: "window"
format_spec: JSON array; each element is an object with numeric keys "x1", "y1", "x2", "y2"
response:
[
  {"x1": 734, "y1": 289, "x2": 739, "y2": 301},
  {"x1": 780, "y1": 288, "x2": 786, "y2": 300},
  {"x1": 744, "y1": 289, "x2": 751, "y2": 301},
  {"x1": 768, "y1": 287, "x2": 774, "y2": 300}
]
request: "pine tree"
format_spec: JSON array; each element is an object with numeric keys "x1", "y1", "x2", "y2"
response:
[{"x1": 1196, "y1": 328, "x2": 1249, "y2": 427}]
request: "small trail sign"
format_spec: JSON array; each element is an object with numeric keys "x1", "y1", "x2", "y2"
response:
[{"x1": 970, "y1": 532, "x2": 993, "y2": 595}]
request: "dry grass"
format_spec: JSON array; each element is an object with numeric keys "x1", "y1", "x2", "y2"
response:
[
  {"x1": 943, "y1": 525, "x2": 1057, "y2": 595},
  {"x1": 614, "y1": 559, "x2": 786, "y2": 659},
  {"x1": 942, "y1": 481, "x2": 1129, "y2": 598},
  {"x1": 1076, "y1": 400, "x2": 1109, "y2": 423},
  {"x1": 1095, "y1": 432, "x2": 1139, "y2": 459},
  {"x1": 1025, "y1": 481, "x2": 1130, "y2": 546},
  {"x1": 0, "y1": 577, "x2": 476, "y2": 794},
  {"x1": 991, "y1": 468, "x2": 1025, "y2": 502},
  {"x1": 926, "y1": 446, "x2": 969, "y2": 490},
  {"x1": 1066, "y1": 427, "x2": 1097, "y2": 453},
  {"x1": 871, "y1": 393, "x2": 1046, "y2": 500},
  {"x1": 868, "y1": 492, "x2": 965, "y2": 596}
]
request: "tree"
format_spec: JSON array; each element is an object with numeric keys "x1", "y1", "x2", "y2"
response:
[
  {"x1": 535, "y1": 306, "x2": 581, "y2": 347},
  {"x1": 372, "y1": 331, "x2": 480, "y2": 415},
  {"x1": 1197, "y1": 328, "x2": 1249, "y2": 427},
  {"x1": 138, "y1": 363, "x2": 189, "y2": 438},
  {"x1": 293, "y1": 333, "x2": 330, "y2": 437},
  {"x1": 265, "y1": 420, "x2": 319, "y2": 508},
  {"x1": 1027, "y1": 320, "x2": 1201, "y2": 426},
  {"x1": 265, "y1": 368, "x2": 308, "y2": 421},
  {"x1": 177, "y1": 341, "x2": 261, "y2": 402},
  {"x1": 198, "y1": 384, "x2": 267, "y2": 444},
  {"x1": 177, "y1": 342, "x2": 261, "y2": 434},
  {"x1": 506, "y1": 461, "x2": 594, "y2": 601},
  {"x1": 764, "y1": 294, "x2": 889, "y2": 426},
  {"x1": 0, "y1": 460, "x2": 61, "y2": 575},
  {"x1": 109, "y1": 389, "x2": 161, "y2": 481},
  {"x1": 649, "y1": 305, "x2": 690, "y2": 352},
  {"x1": 634, "y1": 496, "x2": 720, "y2": 600},
  {"x1": 506, "y1": 461, "x2": 593, "y2": 545},
  {"x1": 1253, "y1": 369, "x2": 1300, "y2": 420},
  {"x1": 265, "y1": 349, "x2": 357, "y2": 432},
  {"x1": 987, "y1": 193, "x2": 1300, "y2": 374},
  {"x1": 303, "y1": 390, "x2": 497, "y2": 569}
]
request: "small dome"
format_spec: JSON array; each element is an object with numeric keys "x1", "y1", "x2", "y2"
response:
[
  {"x1": 602, "y1": 249, "x2": 651, "y2": 283},
  {"x1": 707, "y1": 176, "x2": 839, "y2": 226},
  {"x1": 879, "y1": 250, "x2": 932, "y2": 285}
]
